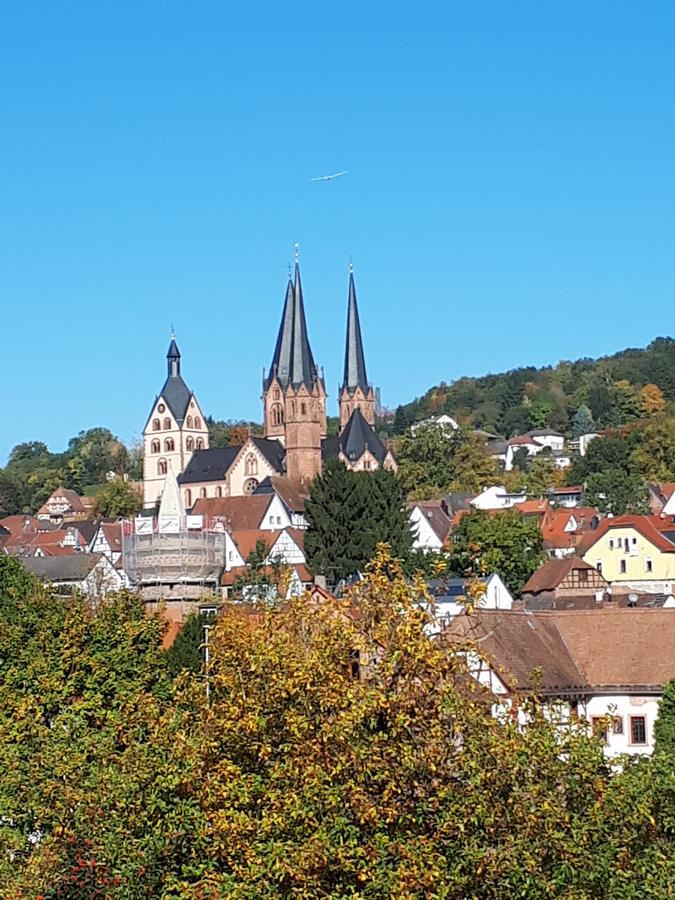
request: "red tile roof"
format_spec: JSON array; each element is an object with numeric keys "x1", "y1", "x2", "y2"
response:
[
  {"x1": 192, "y1": 495, "x2": 272, "y2": 531},
  {"x1": 578, "y1": 515, "x2": 675, "y2": 556},
  {"x1": 522, "y1": 557, "x2": 602, "y2": 594}
]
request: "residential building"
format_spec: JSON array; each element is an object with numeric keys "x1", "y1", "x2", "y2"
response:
[
  {"x1": 521, "y1": 557, "x2": 609, "y2": 608},
  {"x1": 471, "y1": 485, "x2": 528, "y2": 510},
  {"x1": 541, "y1": 507, "x2": 600, "y2": 558},
  {"x1": 579, "y1": 515, "x2": 675, "y2": 592},
  {"x1": 37, "y1": 488, "x2": 96, "y2": 524},
  {"x1": 444, "y1": 607, "x2": 675, "y2": 756},
  {"x1": 426, "y1": 574, "x2": 513, "y2": 627},
  {"x1": 409, "y1": 500, "x2": 452, "y2": 551},
  {"x1": 21, "y1": 553, "x2": 124, "y2": 599}
]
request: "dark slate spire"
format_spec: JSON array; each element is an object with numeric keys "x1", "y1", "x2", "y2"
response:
[
  {"x1": 267, "y1": 256, "x2": 319, "y2": 391},
  {"x1": 342, "y1": 268, "x2": 368, "y2": 393},
  {"x1": 167, "y1": 337, "x2": 181, "y2": 377},
  {"x1": 268, "y1": 277, "x2": 294, "y2": 388}
]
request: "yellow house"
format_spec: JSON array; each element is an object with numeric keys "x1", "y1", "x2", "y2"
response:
[{"x1": 580, "y1": 515, "x2": 675, "y2": 590}]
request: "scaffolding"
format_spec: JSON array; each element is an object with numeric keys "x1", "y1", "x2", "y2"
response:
[{"x1": 122, "y1": 527, "x2": 226, "y2": 604}]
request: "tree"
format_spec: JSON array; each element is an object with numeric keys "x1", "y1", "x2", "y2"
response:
[
  {"x1": 357, "y1": 467, "x2": 413, "y2": 567},
  {"x1": 93, "y1": 477, "x2": 143, "y2": 517},
  {"x1": 448, "y1": 431, "x2": 500, "y2": 492},
  {"x1": 523, "y1": 453, "x2": 560, "y2": 495},
  {"x1": 305, "y1": 458, "x2": 369, "y2": 582},
  {"x1": 449, "y1": 508, "x2": 546, "y2": 595},
  {"x1": 0, "y1": 472, "x2": 21, "y2": 518},
  {"x1": 639, "y1": 383, "x2": 666, "y2": 416},
  {"x1": 572, "y1": 404, "x2": 595, "y2": 438},
  {"x1": 395, "y1": 424, "x2": 457, "y2": 497},
  {"x1": 165, "y1": 611, "x2": 215, "y2": 678},
  {"x1": 585, "y1": 470, "x2": 649, "y2": 515},
  {"x1": 67, "y1": 427, "x2": 129, "y2": 486},
  {"x1": 630, "y1": 415, "x2": 675, "y2": 483},
  {"x1": 654, "y1": 679, "x2": 675, "y2": 757}
]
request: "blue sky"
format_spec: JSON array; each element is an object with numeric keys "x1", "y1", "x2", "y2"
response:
[{"x1": 2, "y1": 1, "x2": 674, "y2": 463}]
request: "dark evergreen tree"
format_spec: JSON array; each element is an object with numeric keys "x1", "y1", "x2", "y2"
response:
[
  {"x1": 358, "y1": 468, "x2": 413, "y2": 567},
  {"x1": 305, "y1": 458, "x2": 367, "y2": 583},
  {"x1": 654, "y1": 679, "x2": 675, "y2": 757},
  {"x1": 165, "y1": 612, "x2": 214, "y2": 678},
  {"x1": 572, "y1": 404, "x2": 595, "y2": 438}
]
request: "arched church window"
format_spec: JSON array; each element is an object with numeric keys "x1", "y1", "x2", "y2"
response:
[
  {"x1": 244, "y1": 478, "x2": 258, "y2": 495},
  {"x1": 271, "y1": 404, "x2": 284, "y2": 426},
  {"x1": 163, "y1": 417, "x2": 171, "y2": 430},
  {"x1": 164, "y1": 438, "x2": 175, "y2": 452},
  {"x1": 186, "y1": 437, "x2": 194, "y2": 451},
  {"x1": 151, "y1": 439, "x2": 160, "y2": 454},
  {"x1": 244, "y1": 453, "x2": 258, "y2": 476},
  {"x1": 152, "y1": 419, "x2": 160, "y2": 431},
  {"x1": 216, "y1": 486, "x2": 223, "y2": 498},
  {"x1": 273, "y1": 387, "x2": 280, "y2": 400},
  {"x1": 196, "y1": 438, "x2": 204, "y2": 450},
  {"x1": 301, "y1": 402, "x2": 307, "y2": 415},
  {"x1": 185, "y1": 489, "x2": 192, "y2": 507},
  {"x1": 186, "y1": 415, "x2": 194, "y2": 429},
  {"x1": 158, "y1": 459, "x2": 168, "y2": 476},
  {"x1": 195, "y1": 416, "x2": 202, "y2": 429},
  {"x1": 200, "y1": 487, "x2": 207, "y2": 498}
]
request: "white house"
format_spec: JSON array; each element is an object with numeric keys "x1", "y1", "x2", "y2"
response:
[
  {"x1": 21, "y1": 554, "x2": 125, "y2": 600},
  {"x1": 471, "y1": 486, "x2": 528, "y2": 510},
  {"x1": 444, "y1": 607, "x2": 675, "y2": 757},
  {"x1": 411, "y1": 414, "x2": 459, "y2": 434},
  {"x1": 409, "y1": 501, "x2": 452, "y2": 552},
  {"x1": 527, "y1": 430, "x2": 565, "y2": 452},
  {"x1": 425, "y1": 574, "x2": 513, "y2": 631}
]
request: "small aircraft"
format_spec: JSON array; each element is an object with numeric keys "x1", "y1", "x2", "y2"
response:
[{"x1": 310, "y1": 171, "x2": 348, "y2": 182}]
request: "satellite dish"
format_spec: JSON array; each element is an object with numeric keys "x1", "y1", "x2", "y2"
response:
[{"x1": 628, "y1": 592, "x2": 638, "y2": 607}]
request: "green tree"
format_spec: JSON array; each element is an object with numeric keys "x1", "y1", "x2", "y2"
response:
[
  {"x1": 165, "y1": 611, "x2": 215, "y2": 678},
  {"x1": 357, "y1": 467, "x2": 413, "y2": 567},
  {"x1": 585, "y1": 469, "x2": 649, "y2": 515},
  {"x1": 93, "y1": 477, "x2": 143, "y2": 517},
  {"x1": 630, "y1": 415, "x2": 675, "y2": 482},
  {"x1": 0, "y1": 472, "x2": 21, "y2": 517},
  {"x1": 654, "y1": 679, "x2": 675, "y2": 757},
  {"x1": 449, "y1": 508, "x2": 546, "y2": 595},
  {"x1": 523, "y1": 453, "x2": 559, "y2": 495},
  {"x1": 395, "y1": 424, "x2": 457, "y2": 497},
  {"x1": 449, "y1": 431, "x2": 500, "y2": 491},
  {"x1": 67, "y1": 427, "x2": 129, "y2": 486}
]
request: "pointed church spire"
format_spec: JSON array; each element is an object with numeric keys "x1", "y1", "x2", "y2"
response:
[
  {"x1": 266, "y1": 254, "x2": 318, "y2": 391},
  {"x1": 342, "y1": 267, "x2": 368, "y2": 393},
  {"x1": 167, "y1": 337, "x2": 181, "y2": 377}
]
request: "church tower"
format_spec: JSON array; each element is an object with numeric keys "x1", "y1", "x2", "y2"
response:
[
  {"x1": 143, "y1": 338, "x2": 209, "y2": 507},
  {"x1": 339, "y1": 266, "x2": 376, "y2": 430},
  {"x1": 263, "y1": 254, "x2": 327, "y2": 481}
]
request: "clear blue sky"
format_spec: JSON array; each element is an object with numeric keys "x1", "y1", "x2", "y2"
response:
[{"x1": 2, "y1": 1, "x2": 674, "y2": 463}]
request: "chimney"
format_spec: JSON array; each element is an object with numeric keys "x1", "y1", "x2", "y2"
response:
[{"x1": 313, "y1": 574, "x2": 327, "y2": 590}]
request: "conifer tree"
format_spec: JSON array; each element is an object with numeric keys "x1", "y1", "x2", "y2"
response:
[
  {"x1": 165, "y1": 611, "x2": 213, "y2": 677},
  {"x1": 359, "y1": 467, "x2": 413, "y2": 566}
]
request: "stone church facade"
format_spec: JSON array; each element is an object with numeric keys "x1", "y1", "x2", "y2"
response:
[{"x1": 142, "y1": 258, "x2": 396, "y2": 509}]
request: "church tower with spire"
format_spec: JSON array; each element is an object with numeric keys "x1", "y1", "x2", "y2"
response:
[
  {"x1": 142, "y1": 337, "x2": 209, "y2": 507},
  {"x1": 339, "y1": 267, "x2": 376, "y2": 430},
  {"x1": 263, "y1": 253, "x2": 327, "y2": 481}
]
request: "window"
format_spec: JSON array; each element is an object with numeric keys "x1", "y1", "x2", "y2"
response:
[
  {"x1": 185, "y1": 489, "x2": 192, "y2": 507},
  {"x1": 276, "y1": 516, "x2": 281, "y2": 525},
  {"x1": 620, "y1": 559, "x2": 627, "y2": 574},
  {"x1": 163, "y1": 417, "x2": 171, "y2": 430},
  {"x1": 273, "y1": 387, "x2": 280, "y2": 400},
  {"x1": 195, "y1": 416, "x2": 202, "y2": 429},
  {"x1": 608, "y1": 539, "x2": 614, "y2": 550},
  {"x1": 596, "y1": 560, "x2": 602, "y2": 574},
  {"x1": 364, "y1": 460, "x2": 372, "y2": 470},
  {"x1": 186, "y1": 437, "x2": 194, "y2": 451},
  {"x1": 245, "y1": 453, "x2": 258, "y2": 476},
  {"x1": 613, "y1": 716, "x2": 624, "y2": 735},
  {"x1": 200, "y1": 488, "x2": 207, "y2": 498},
  {"x1": 158, "y1": 403, "x2": 166, "y2": 413},
  {"x1": 216, "y1": 486, "x2": 223, "y2": 498},
  {"x1": 158, "y1": 459, "x2": 168, "y2": 476},
  {"x1": 186, "y1": 415, "x2": 194, "y2": 429},
  {"x1": 151, "y1": 439, "x2": 160, "y2": 454},
  {"x1": 630, "y1": 716, "x2": 647, "y2": 745},
  {"x1": 196, "y1": 438, "x2": 204, "y2": 450},
  {"x1": 578, "y1": 568, "x2": 588, "y2": 583},
  {"x1": 164, "y1": 438, "x2": 175, "y2": 452},
  {"x1": 645, "y1": 557, "x2": 653, "y2": 573},
  {"x1": 244, "y1": 478, "x2": 258, "y2": 495},
  {"x1": 271, "y1": 404, "x2": 284, "y2": 426},
  {"x1": 301, "y1": 402, "x2": 306, "y2": 415},
  {"x1": 152, "y1": 418, "x2": 161, "y2": 431}
]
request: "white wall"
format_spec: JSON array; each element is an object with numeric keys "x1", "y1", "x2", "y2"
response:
[{"x1": 580, "y1": 694, "x2": 661, "y2": 757}]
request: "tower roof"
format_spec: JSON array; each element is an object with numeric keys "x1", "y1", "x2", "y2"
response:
[
  {"x1": 266, "y1": 261, "x2": 319, "y2": 391},
  {"x1": 159, "y1": 338, "x2": 192, "y2": 426},
  {"x1": 342, "y1": 269, "x2": 369, "y2": 394},
  {"x1": 323, "y1": 407, "x2": 387, "y2": 465}
]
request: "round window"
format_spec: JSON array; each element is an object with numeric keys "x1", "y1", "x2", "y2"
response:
[{"x1": 158, "y1": 403, "x2": 166, "y2": 413}]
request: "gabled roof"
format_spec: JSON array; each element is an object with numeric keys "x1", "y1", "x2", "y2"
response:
[
  {"x1": 410, "y1": 501, "x2": 452, "y2": 544},
  {"x1": 192, "y1": 494, "x2": 273, "y2": 531},
  {"x1": 323, "y1": 408, "x2": 388, "y2": 465},
  {"x1": 578, "y1": 514, "x2": 675, "y2": 556},
  {"x1": 445, "y1": 608, "x2": 675, "y2": 693},
  {"x1": 254, "y1": 476, "x2": 309, "y2": 513},
  {"x1": 342, "y1": 270, "x2": 369, "y2": 394},
  {"x1": 266, "y1": 262, "x2": 320, "y2": 392},
  {"x1": 37, "y1": 488, "x2": 87, "y2": 515},
  {"x1": 21, "y1": 553, "x2": 105, "y2": 582},
  {"x1": 178, "y1": 447, "x2": 241, "y2": 484},
  {"x1": 522, "y1": 557, "x2": 603, "y2": 594},
  {"x1": 250, "y1": 437, "x2": 286, "y2": 474}
]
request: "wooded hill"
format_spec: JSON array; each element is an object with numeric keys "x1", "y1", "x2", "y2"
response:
[{"x1": 388, "y1": 337, "x2": 675, "y2": 437}]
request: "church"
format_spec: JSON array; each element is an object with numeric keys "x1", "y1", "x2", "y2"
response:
[{"x1": 142, "y1": 257, "x2": 396, "y2": 509}]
